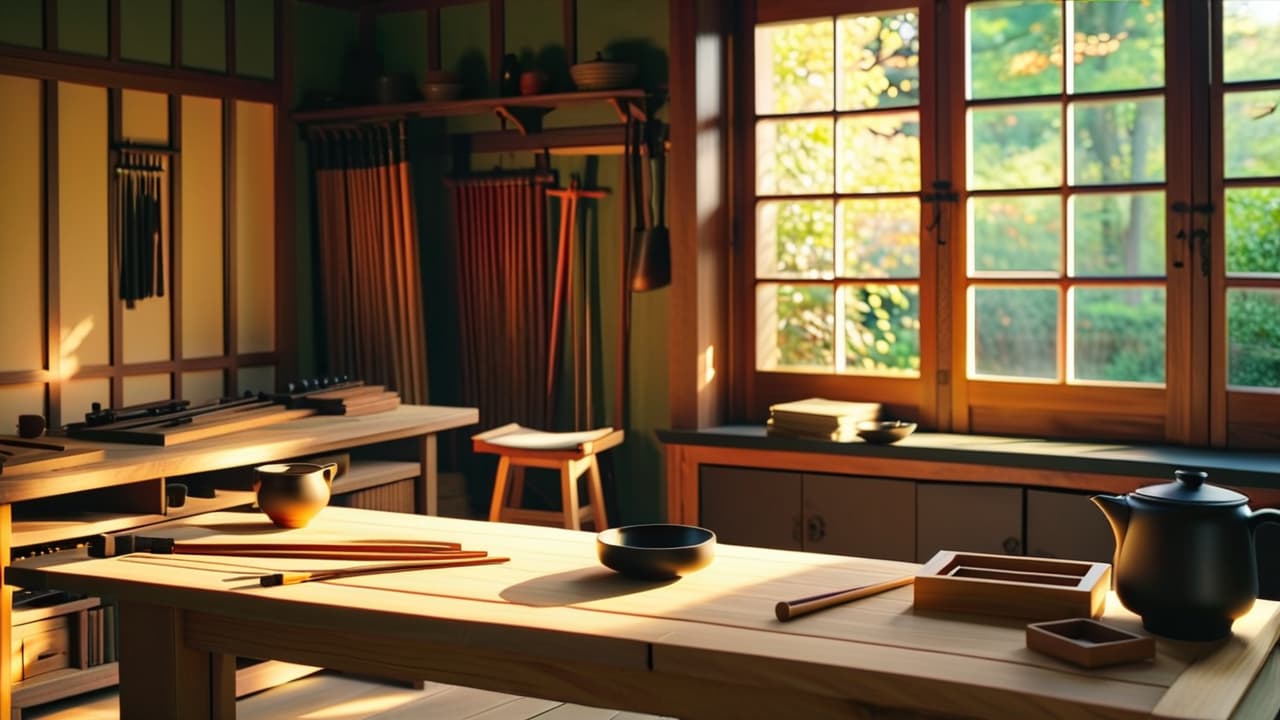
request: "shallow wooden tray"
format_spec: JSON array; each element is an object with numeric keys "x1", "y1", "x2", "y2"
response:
[
  {"x1": 1026, "y1": 618, "x2": 1155, "y2": 668},
  {"x1": 913, "y1": 550, "x2": 1110, "y2": 621}
]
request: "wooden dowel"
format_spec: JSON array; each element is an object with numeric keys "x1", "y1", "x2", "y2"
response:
[
  {"x1": 775, "y1": 576, "x2": 914, "y2": 622},
  {"x1": 165, "y1": 540, "x2": 464, "y2": 554},
  {"x1": 259, "y1": 555, "x2": 511, "y2": 586}
]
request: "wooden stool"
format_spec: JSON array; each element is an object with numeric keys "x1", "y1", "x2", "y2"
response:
[{"x1": 472, "y1": 424, "x2": 623, "y2": 531}]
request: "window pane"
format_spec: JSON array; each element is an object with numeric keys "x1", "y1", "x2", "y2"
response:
[
  {"x1": 837, "y1": 10, "x2": 919, "y2": 111},
  {"x1": 970, "y1": 195, "x2": 1061, "y2": 274},
  {"x1": 755, "y1": 18, "x2": 834, "y2": 114},
  {"x1": 756, "y1": 118, "x2": 834, "y2": 195},
  {"x1": 1072, "y1": 287, "x2": 1166, "y2": 384},
  {"x1": 969, "y1": 104, "x2": 1062, "y2": 190},
  {"x1": 1226, "y1": 187, "x2": 1280, "y2": 274},
  {"x1": 1227, "y1": 288, "x2": 1280, "y2": 389},
  {"x1": 967, "y1": 1, "x2": 1062, "y2": 100},
  {"x1": 838, "y1": 197, "x2": 919, "y2": 279},
  {"x1": 1223, "y1": 1, "x2": 1280, "y2": 84},
  {"x1": 1070, "y1": 0, "x2": 1164, "y2": 94},
  {"x1": 1071, "y1": 192, "x2": 1165, "y2": 277},
  {"x1": 756, "y1": 283, "x2": 834, "y2": 371},
  {"x1": 972, "y1": 286, "x2": 1058, "y2": 379},
  {"x1": 1224, "y1": 90, "x2": 1280, "y2": 179},
  {"x1": 843, "y1": 283, "x2": 920, "y2": 376},
  {"x1": 837, "y1": 111, "x2": 920, "y2": 193},
  {"x1": 1071, "y1": 98, "x2": 1165, "y2": 185},
  {"x1": 757, "y1": 200, "x2": 834, "y2": 279}
]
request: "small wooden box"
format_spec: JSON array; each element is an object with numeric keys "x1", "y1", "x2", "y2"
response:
[
  {"x1": 913, "y1": 550, "x2": 1110, "y2": 621},
  {"x1": 11, "y1": 615, "x2": 72, "y2": 680},
  {"x1": 1026, "y1": 619, "x2": 1155, "y2": 668}
]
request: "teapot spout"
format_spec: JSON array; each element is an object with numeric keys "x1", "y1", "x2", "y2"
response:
[{"x1": 1091, "y1": 494, "x2": 1130, "y2": 548}]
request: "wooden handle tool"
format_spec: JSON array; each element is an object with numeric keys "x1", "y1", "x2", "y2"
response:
[
  {"x1": 775, "y1": 575, "x2": 914, "y2": 622},
  {"x1": 260, "y1": 555, "x2": 511, "y2": 586}
]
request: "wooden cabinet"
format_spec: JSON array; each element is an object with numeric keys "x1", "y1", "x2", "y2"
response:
[
  {"x1": 699, "y1": 466, "x2": 916, "y2": 561},
  {"x1": 916, "y1": 483, "x2": 1022, "y2": 563},
  {"x1": 804, "y1": 473, "x2": 915, "y2": 561},
  {"x1": 700, "y1": 467, "x2": 802, "y2": 551},
  {"x1": 1025, "y1": 488, "x2": 1115, "y2": 563}
]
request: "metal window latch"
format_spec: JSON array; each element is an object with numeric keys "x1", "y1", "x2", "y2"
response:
[{"x1": 923, "y1": 181, "x2": 959, "y2": 236}]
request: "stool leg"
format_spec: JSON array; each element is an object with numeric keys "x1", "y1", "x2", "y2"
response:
[
  {"x1": 587, "y1": 456, "x2": 608, "y2": 530},
  {"x1": 510, "y1": 466, "x2": 526, "y2": 510},
  {"x1": 488, "y1": 456, "x2": 512, "y2": 522},
  {"x1": 560, "y1": 460, "x2": 581, "y2": 530}
]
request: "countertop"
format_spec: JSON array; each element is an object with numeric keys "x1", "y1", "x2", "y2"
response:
[{"x1": 657, "y1": 426, "x2": 1280, "y2": 490}]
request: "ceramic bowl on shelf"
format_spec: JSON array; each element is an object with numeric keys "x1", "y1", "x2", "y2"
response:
[
  {"x1": 570, "y1": 53, "x2": 638, "y2": 91},
  {"x1": 855, "y1": 420, "x2": 917, "y2": 445},
  {"x1": 422, "y1": 70, "x2": 462, "y2": 102},
  {"x1": 597, "y1": 524, "x2": 715, "y2": 580}
]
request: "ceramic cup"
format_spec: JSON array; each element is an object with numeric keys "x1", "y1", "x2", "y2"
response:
[{"x1": 253, "y1": 462, "x2": 337, "y2": 529}]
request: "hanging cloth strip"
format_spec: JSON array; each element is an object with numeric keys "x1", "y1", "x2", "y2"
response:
[{"x1": 114, "y1": 151, "x2": 166, "y2": 307}]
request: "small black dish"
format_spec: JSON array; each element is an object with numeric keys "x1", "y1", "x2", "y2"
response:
[
  {"x1": 597, "y1": 524, "x2": 716, "y2": 580},
  {"x1": 856, "y1": 420, "x2": 917, "y2": 445}
]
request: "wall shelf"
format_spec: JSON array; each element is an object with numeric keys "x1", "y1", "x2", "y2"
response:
[{"x1": 293, "y1": 88, "x2": 649, "y2": 135}]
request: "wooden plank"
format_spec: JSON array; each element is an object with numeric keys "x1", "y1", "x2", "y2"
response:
[{"x1": 0, "y1": 442, "x2": 104, "y2": 477}]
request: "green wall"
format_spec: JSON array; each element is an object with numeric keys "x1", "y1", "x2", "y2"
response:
[{"x1": 294, "y1": 0, "x2": 671, "y2": 524}]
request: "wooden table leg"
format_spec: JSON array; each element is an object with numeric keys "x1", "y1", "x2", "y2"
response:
[
  {"x1": 417, "y1": 433, "x2": 438, "y2": 516},
  {"x1": 119, "y1": 601, "x2": 235, "y2": 719},
  {"x1": 1, "y1": 503, "x2": 12, "y2": 720}
]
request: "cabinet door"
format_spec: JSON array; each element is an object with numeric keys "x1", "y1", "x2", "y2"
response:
[
  {"x1": 916, "y1": 483, "x2": 1023, "y2": 562},
  {"x1": 1025, "y1": 489, "x2": 1115, "y2": 563},
  {"x1": 803, "y1": 474, "x2": 915, "y2": 561},
  {"x1": 699, "y1": 466, "x2": 802, "y2": 551}
]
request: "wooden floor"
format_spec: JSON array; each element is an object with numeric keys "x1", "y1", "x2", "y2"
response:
[{"x1": 24, "y1": 672, "x2": 673, "y2": 720}]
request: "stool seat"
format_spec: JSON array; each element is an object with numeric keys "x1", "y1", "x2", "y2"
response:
[{"x1": 472, "y1": 424, "x2": 623, "y2": 531}]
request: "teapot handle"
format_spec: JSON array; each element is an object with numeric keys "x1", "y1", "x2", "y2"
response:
[
  {"x1": 320, "y1": 462, "x2": 339, "y2": 485},
  {"x1": 1249, "y1": 508, "x2": 1280, "y2": 532}
]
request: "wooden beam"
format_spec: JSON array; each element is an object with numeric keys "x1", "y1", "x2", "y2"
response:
[
  {"x1": 169, "y1": 93, "x2": 185, "y2": 401},
  {"x1": 489, "y1": 0, "x2": 503, "y2": 89},
  {"x1": 109, "y1": 0, "x2": 121, "y2": 62},
  {"x1": 226, "y1": 0, "x2": 237, "y2": 76},
  {"x1": 109, "y1": 88, "x2": 124, "y2": 410},
  {"x1": 562, "y1": 0, "x2": 577, "y2": 65},
  {"x1": 0, "y1": 47, "x2": 279, "y2": 102},
  {"x1": 276, "y1": 0, "x2": 298, "y2": 385},
  {"x1": 43, "y1": 78, "x2": 61, "y2": 428}
]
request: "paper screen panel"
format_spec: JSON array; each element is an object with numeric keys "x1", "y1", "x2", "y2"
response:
[
  {"x1": 122, "y1": 89, "x2": 173, "y2": 363},
  {"x1": 57, "y1": 0, "x2": 108, "y2": 56},
  {"x1": 181, "y1": 95, "x2": 225, "y2": 358},
  {"x1": 58, "y1": 82, "x2": 110, "y2": 370},
  {"x1": 183, "y1": 369, "x2": 224, "y2": 405},
  {"x1": 123, "y1": 373, "x2": 172, "y2": 406},
  {"x1": 234, "y1": 100, "x2": 275, "y2": 354},
  {"x1": 120, "y1": 0, "x2": 172, "y2": 65},
  {"x1": 237, "y1": 365, "x2": 275, "y2": 396},
  {"x1": 0, "y1": 1, "x2": 43, "y2": 48},
  {"x1": 0, "y1": 75, "x2": 44, "y2": 373},
  {"x1": 61, "y1": 377, "x2": 109, "y2": 426},
  {"x1": 0, "y1": 386, "x2": 46, "y2": 432},
  {"x1": 181, "y1": 0, "x2": 226, "y2": 71}
]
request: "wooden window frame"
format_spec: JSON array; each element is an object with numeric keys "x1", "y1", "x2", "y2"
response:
[{"x1": 733, "y1": 0, "x2": 1280, "y2": 448}]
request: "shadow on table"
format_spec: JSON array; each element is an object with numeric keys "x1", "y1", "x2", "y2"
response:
[{"x1": 501, "y1": 566, "x2": 677, "y2": 607}]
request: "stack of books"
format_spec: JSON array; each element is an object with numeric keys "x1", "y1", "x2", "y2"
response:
[{"x1": 766, "y1": 398, "x2": 881, "y2": 442}]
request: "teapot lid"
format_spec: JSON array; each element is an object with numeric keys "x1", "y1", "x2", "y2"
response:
[{"x1": 1134, "y1": 470, "x2": 1247, "y2": 506}]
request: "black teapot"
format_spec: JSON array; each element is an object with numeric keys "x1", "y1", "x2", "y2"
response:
[{"x1": 1092, "y1": 470, "x2": 1280, "y2": 641}]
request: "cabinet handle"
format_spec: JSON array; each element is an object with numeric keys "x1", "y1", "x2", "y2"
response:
[
  {"x1": 1002, "y1": 536, "x2": 1021, "y2": 554},
  {"x1": 807, "y1": 515, "x2": 826, "y2": 543}
]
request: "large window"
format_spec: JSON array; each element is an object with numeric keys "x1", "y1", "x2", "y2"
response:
[{"x1": 741, "y1": 0, "x2": 1280, "y2": 447}]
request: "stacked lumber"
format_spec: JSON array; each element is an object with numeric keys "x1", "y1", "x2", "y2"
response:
[
  {"x1": 766, "y1": 398, "x2": 881, "y2": 442},
  {"x1": 302, "y1": 384, "x2": 401, "y2": 416}
]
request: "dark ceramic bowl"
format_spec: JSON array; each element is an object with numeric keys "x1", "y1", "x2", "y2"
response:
[
  {"x1": 856, "y1": 420, "x2": 917, "y2": 445},
  {"x1": 597, "y1": 524, "x2": 716, "y2": 580}
]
